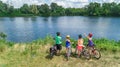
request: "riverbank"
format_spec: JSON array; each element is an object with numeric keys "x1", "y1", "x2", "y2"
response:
[
  {"x1": 0, "y1": 36, "x2": 120, "y2": 67},
  {"x1": 0, "y1": 35, "x2": 120, "y2": 53}
]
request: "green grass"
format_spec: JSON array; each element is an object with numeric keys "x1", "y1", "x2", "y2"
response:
[{"x1": 0, "y1": 36, "x2": 120, "y2": 67}]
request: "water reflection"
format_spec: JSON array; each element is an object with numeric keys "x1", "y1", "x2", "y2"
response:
[
  {"x1": 9, "y1": 17, "x2": 15, "y2": 21},
  {"x1": 30, "y1": 17, "x2": 37, "y2": 22},
  {"x1": 23, "y1": 17, "x2": 29, "y2": 21}
]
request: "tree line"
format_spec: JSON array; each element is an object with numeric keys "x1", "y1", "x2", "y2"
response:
[{"x1": 0, "y1": 1, "x2": 120, "y2": 17}]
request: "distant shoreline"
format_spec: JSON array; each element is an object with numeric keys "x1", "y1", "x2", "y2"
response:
[
  {"x1": 0, "y1": 1, "x2": 120, "y2": 17},
  {"x1": 0, "y1": 15, "x2": 120, "y2": 18}
]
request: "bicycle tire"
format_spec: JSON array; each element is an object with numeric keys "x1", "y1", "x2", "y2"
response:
[
  {"x1": 83, "y1": 49, "x2": 90, "y2": 60},
  {"x1": 92, "y1": 49, "x2": 101, "y2": 59},
  {"x1": 49, "y1": 53, "x2": 53, "y2": 59}
]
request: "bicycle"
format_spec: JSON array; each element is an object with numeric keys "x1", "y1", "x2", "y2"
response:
[
  {"x1": 79, "y1": 47, "x2": 90, "y2": 60},
  {"x1": 49, "y1": 45, "x2": 57, "y2": 59},
  {"x1": 88, "y1": 46, "x2": 101, "y2": 59}
]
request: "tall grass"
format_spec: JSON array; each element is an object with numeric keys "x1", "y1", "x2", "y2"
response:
[
  {"x1": 92, "y1": 38, "x2": 120, "y2": 52},
  {"x1": 0, "y1": 35, "x2": 120, "y2": 67},
  {"x1": 0, "y1": 35, "x2": 120, "y2": 53}
]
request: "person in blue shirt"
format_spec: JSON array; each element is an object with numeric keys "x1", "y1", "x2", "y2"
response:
[
  {"x1": 65, "y1": 35, "x2": 71, "y2": 56},
  {"x1": 84, "y1": 33, "x2": 94, "y2": 55}
]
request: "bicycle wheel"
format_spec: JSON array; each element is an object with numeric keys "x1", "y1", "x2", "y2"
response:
[
  {"x1": 83, "y1": 49, "x2": 90, "y2": 60},
  {"x1": 93, "y1": 49, "x2": 101, "y2": 59},
  {"x1": 49, "y1": 52, "x2": 54, "y2": 59}
]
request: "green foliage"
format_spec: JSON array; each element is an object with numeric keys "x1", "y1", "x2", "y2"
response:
[
  {"x1": 29, "y1": 35, "x2": 54, "y2": 46},
  {"x1": 1, "y1": 1, "x2": 120, "y2": 17},
  {"x1": 86, "y1": 2, "x2": 101, "y2": 16},
  {"x1": 50, "y1": 3, "x2": 65, "y2": 16},
  {"x1": 0, "y1": 32, "x2": 7, "y2": 39},
  {"x1": 29, "y1": 5, "x2": 39, "y2": 15},
  {"x1": 0, "y1": 32, "x2": 14, "y2": 47},
  {"x1": 37, "y1": 4, "x2": 50, "y2": 16},
  {"x1": 91, "y1": 38, "x2": 120, "y2": 52},
  {"x1": 0, "y1": 34, "x2": 120, "y2": 53},
  {"x1": 20, "y1": 4, "x2": 31, "y2": 14}
]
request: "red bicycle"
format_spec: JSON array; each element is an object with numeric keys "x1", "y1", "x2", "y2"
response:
[{"x1": 89, "y1": 46, "x2": 101, "y2": 59}]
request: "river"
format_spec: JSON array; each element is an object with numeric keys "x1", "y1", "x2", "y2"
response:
[{"x1": 0, "y1": 16, "x2": 120, "y2": 42}]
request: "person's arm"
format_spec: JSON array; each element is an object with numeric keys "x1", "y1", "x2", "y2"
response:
[
  {"x1": 77, "y1": 40, "x2": 79, "y2": 45},
  {"x1": 60, "y1": 36, "x2": 62, "y2": 43},
  {"x1": 84, "y1": 33, "x2": 89, "y2": 39},
  {"x1": 84, "y1": 33, "x2": 87, "y2": 37},
  {"x1": 81, "y1": 39, "x2": 84, "y2": 46},
  {"x1": 68, "y1": 39, "x2": 71, "y2": 43}
]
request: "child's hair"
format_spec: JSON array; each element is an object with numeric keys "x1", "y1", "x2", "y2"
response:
[
  {"x1": 56, "y1": 32, "x2": 60, "y2": 36},
  {"x1": 78, "y1": 34, "x2": 82, "y2": 39},
  {"x1": 88, "y1": 33, "x2": 93, "y2": 38}
]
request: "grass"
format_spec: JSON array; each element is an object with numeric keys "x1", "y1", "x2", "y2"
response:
[{"x1": 0, "y1": 35, "x2": 120, "y2": 67}]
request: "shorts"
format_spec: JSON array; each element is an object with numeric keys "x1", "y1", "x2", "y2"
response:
[
  {"x1": 87, "y1": 44, "x2": 95, "y2": 47},
  {"x1": 66, "y1": 45, "x2": 71, "y2": 48},
  {"x1": 77, "y1": 45, "x2": 83, "y2": 51},
  {"x1": 56, "y1": 44, "x2": 62, "y2": 50}
]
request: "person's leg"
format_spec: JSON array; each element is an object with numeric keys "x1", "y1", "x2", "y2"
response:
[
  {"x1": 78, "y1": 46, "x2": 83, "y2": 58},
  {"x1": 58, "y1": 45, "x2": 62, "y2": 55},
  {"x1": 79, "y1": 48, "x2": 82, "y2": 57},
  {"x1": 75, "y1": 46, "x2": 78, "y2": 54},
  {"x1": 77, "y1": 50, "x2": 80, "y2": 58},
  {"x1": 66, "y1": 48, "x2": 68, "y2": 54},
  {"x1": 89, "y1": 47, "x2": 92, "y2": 55},
  {"x1": 56, "y1": 45, "x2": 59, "y2": 55}
]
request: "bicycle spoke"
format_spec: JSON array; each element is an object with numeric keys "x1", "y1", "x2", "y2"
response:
[{"x1": 93, "y1": 49, "x2": 101, "y2": 59}]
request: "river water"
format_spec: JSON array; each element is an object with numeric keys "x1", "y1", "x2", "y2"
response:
[{"x1": 0, "y1": 16, "x2": 120, "y2": 42}]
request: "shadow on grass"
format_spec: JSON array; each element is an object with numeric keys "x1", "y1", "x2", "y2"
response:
[
  {"x1": 45, "y1": 54, "x2": 53, "y2": 60},
  {"x1": 60, "y1": 52, "x2": 78, "y2": 61}
]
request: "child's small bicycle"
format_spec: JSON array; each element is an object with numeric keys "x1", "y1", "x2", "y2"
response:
[
  {"x1": 49, "y1": 45, "x2": 57, "y2": 59},
  {"x1": 89, "y1": 46, "x2": 101, "y2": 59},
  {"x1": 80, "y1": 47, "x2": 91, "y2": 60}
]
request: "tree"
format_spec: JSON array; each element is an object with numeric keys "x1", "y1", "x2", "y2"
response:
[
  {"x1": 7, "y1": 6, "x2": 14, "y2": 14},
  {"x1": 0, "y1": 1, "x2": 120, "y2": 17},
  {"x1": 50, "y1": 3, "x2": 58, "y2": 13},
  {"x1": 20, "y1": 4, "x2": 30, "y2": 14},
  {"x1": 86, "y1": 2, "x2": 101, "y2": 16},
  {"x1": 65, "y1": 8, "x2": 73, "y2": 15},
  {"x1": 29, "y1": 5, "x2": 39, "y2": 15},
  {"x1": 50, "y1": 3, "x2": 65, "y2": 16},
  {"x1": 0, "y1": 1, "x2": 8, "y2": 15},
  {"x1": 110, "y1": 2, "x2": 119, "y2": 16},
  {"x1": 101, "y1": 3, "x2": 111, "y2": 16},
  {"x1": 37, "y1": 4, "x2": 50, "y2": 16}
]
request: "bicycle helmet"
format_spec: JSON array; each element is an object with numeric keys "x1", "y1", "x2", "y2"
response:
[{"x1": 88, "y1": 33, "x2": 93, "y2": 37}]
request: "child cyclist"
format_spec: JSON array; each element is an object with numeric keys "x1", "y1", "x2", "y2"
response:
[
  {"x1": 55, "y1": 32, "x2": 62, "y2": 55},
  {"x1": 65, "y1": 35, "x2": 71, "y2": 57},
  {"x1": 84, "y1": 33, "x2": 94, "y2": 55},
  {"x1": 76, "y1": 34, "x2": 85, "y2": 58}
]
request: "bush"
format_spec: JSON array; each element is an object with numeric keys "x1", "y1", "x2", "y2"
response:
[{"x1": 0, "y1": 32, "x2": 7, "y2": 39}]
